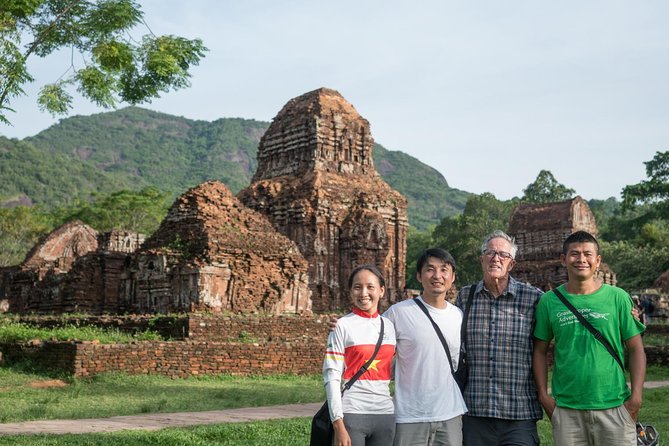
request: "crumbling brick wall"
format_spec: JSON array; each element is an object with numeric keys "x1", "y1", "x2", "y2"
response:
[
  {"x1": 121, "y1": 181, "x2": 311, "y2": 314},
  {"x1": 0, "y1": 314, "x2": 335, "y2": 377}
]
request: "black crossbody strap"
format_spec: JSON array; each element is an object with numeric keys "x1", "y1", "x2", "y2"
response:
[
  {"x1": 460, "y1": 285, "x2": 476, "y2": 349},
  {"x1": 552, "y1": 287, "x2": 625, "y2": 372},
  {"x1": 342, "y1": 317, "x2": 385, "y2": 394},
  {"x1": 414, "y1": 298, "x2": 456, "y2": 374}
]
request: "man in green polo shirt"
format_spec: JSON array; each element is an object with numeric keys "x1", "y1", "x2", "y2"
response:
[{"x1": 532, "y1": 230, "x2": 646, "y2": 446}]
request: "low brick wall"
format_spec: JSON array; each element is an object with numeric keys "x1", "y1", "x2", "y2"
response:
[
  {"x1": 15, "y1": 313, "x2": 337, "y2": 342},
  {"x1": 0, "y1": 314, "x2": 337, "y2": 378},
  {"x1": 645, "y1": 345, "x2": 669, "y2": 366},
  {"x1": 187, "y1": 314, "x2": 335, "y2": 342},
  {"x1": 646, "y1": 324, "x2": 669, "y2": 335},
  {"x1": 2, "y1": 315, "x2": 666, "y2": 378},
  {"x1": 0, "y1": 338, "x2": 330, "y2": 378}
]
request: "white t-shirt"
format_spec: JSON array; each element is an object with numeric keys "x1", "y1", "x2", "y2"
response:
[{"x1": 383, "y1": 296, "x2": 467, "y2": 423}]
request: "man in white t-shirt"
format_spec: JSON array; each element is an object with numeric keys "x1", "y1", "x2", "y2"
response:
[{"x1": 383, "y1": 248, "x2": 467, "y2": 446}]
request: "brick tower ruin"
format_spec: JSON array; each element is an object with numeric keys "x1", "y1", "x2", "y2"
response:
[
  {"x1": 0, "y1": 221, "x2": 144, "y2": 314},
  {"x1": 238, "y1": 88, "x2": 408, "y2": 311},
  {"x1": 121, "y1": 181, "x2": 311, "y2": 314},
  {"x1": 508, "y1": 196, "x2": 616, "y2": 290}
]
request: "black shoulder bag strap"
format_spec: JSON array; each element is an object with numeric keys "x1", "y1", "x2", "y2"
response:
[
  {"x1": 552, "y1": 287, "x2": 625, "y2": 372},
  {"x1": 341, "y1": 317, "x2": 385, "y2": 394},
  {"x1": 460, "y1": 285, "x2": 476, "y2": 352},
  {"x1": 414, "y1": 298, "x2": 457, "y2": 374}
]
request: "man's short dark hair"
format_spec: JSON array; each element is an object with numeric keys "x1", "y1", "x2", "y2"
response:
[
  {"x1": 562, "y1": 231, "x2": 600, "y2": 255},
  {"x1": 416, "y1": 248, "x2": 456, "y2": 273}
]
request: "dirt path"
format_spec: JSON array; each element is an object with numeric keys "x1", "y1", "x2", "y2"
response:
[{"x1": 0, "y1": 402, "x2": 323, "y2": 436}]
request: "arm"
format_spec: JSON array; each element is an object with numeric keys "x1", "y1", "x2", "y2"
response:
[
  {"x1": 323, "y1": 325, "x2": 351, "y2": 446},
  {"x1": 532, "y1": 338, "x2": 556, "y2": 419},
  {"x1": 623, "y1": 334, "x2": 646, "y2": 421}
]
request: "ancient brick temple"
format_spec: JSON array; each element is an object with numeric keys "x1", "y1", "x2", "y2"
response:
[
  {"x1": 508, "y1": 196, "x2": 616, "y2": 290},
  {"x1": 238, "y1": 88, "x2": 408, "y2": 311},
  {"x1": 120, "y1": 181, "x2": 311, "y2": 314},
  {"x1": 0, "y1": 221, "x2": 144, "y2": 314}
]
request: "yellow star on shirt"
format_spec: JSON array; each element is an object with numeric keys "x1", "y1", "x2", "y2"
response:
[{"x1": 366, "y1": 359, "x2": 381, "y2": 372}]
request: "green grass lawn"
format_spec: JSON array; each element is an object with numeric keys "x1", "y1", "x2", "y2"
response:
[
  {"x1": 0, "y1": 362, "x2": 667, "y2": 445},
  {"x1": 0, "y1": 363, "x2": 325, "y2": 423}
]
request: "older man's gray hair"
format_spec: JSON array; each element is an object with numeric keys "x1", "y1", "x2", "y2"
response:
[{"x1": 481, "y1": 230, "x2": 518, "y2": 259}]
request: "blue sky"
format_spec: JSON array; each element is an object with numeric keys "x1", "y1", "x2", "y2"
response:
[{"x1": 2, "y1": 0, "x2": 668, "y2": 201}]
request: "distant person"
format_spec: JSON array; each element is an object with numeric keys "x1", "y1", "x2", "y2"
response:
[
  {"x1": 324, "y1": 264, "x2": 397, "y2": 446},
  {"x1": 641, "y1": 295, "x2": 654, "y2": 325},
  {"x1": 455, "y1": 230, "x2": 543, "y2": 446},
  {"x1": 533, "y1": 231, "x2": 646, "y2": 446},
  {"x1": 632, "y1": 295, "x2": 647, "y2": 327}
]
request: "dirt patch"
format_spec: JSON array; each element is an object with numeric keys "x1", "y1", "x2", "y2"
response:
[{"x1": 28, "y1": 379, "x2": 68, "y2": 389}]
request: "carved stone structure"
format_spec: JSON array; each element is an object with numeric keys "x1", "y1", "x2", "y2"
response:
[
  {"x1": 22, "y1": 220, "x2": 99, "y2": 274},
  {"x1": 121, "y1": 181, "x2": 311, "y2": 314},
  {"x1": 0, "y1": 222, "x2": 144, "y2": 314},
  {"x1": 238, "y1": 88, "x2": 408, "y2": 311},
  {"x1": 508, "y1": 196, "x2": 616, "y2": 290}
]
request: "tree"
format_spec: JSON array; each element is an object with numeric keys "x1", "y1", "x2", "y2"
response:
[
  {"x1": 55, "y1": 187, "x2": 170, "y2": 233},
  {"x1": 0, "y1": 205, "x2": 55, "y2": 266},
  {"x1": 622, "y1": 151, "x2": 669, "y2": 217},
  {"x1": 600, "y1": 240, "x2": 669, "y2": 291},
  {"x1": 0, "y1": 0, "x2": 207, "y2": 124},
  {"x1": 431, "y1": 193, "x2": 515, "y2": 286},
  {"x1": 521, "y1": 170, "x2": 575, "y2": 203},
  {"x1": 404, "y1": 227, "x2": 434, "y2": 289}
]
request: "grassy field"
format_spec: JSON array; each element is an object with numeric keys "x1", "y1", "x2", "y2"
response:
[
  {"x1": 0, "y1": 315, "x2": 666, "y2": 445},
  {"x1": 0, "y1": 362, "x2": 667, "y2": 445},
  {"x1": 0, "y1": 364, "x2": 325, "y2": 423}
]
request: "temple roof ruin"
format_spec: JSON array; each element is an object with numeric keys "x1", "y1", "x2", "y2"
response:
[
  {"x1": 21, "y1": 220, "x2": 98, "y2": 274},
  {"x1": 508, "y1": 196, "x2": 615, "y2": 290},
  {"x1": 123, "y1": 181, "x2": 311, "y2": 314},
  {"x1": 253, "y1": 87, "x2": 375, "y2": 180},
  {"x1": 141, "y1": 180, "x2": 304, "y2": 260},
  {"x1": 239, "y1": 88, "x2": 408, "y2": 311}
]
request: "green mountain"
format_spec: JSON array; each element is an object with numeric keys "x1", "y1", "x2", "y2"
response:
[{"x1": 3, "y1": 107, "x2": 469, "y2": 230}]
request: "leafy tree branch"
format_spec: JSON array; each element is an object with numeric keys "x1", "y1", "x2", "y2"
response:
[{"x1": 0, "y1": 0, "x2": 207, "y2": 124}]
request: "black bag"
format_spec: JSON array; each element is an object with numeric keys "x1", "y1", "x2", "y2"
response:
[
  {"x1": 454, "y1": 285, "x2": 475, "y2": 391},
  {"x1": 414, "y1": 287, "x2": 474, "y2": 394},
  {"x1": 553, "y1": 288, "x2": 660, "y2": 446},
  {"x1": 309, "y1": 401, "x2": 333, "y2": 446},
  {"x1": 309, "y1": 318, "x2": 385, "y2": 446}
]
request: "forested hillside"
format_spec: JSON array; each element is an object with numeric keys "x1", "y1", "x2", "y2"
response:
[{"x1": 2, "y1": 107, "x2": 469, "y2": 230}]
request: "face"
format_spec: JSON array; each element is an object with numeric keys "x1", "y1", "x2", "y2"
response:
[
  {"x1": 416, "y1": 256, "x2": 456, "y2": 298},
  {"x1": 350, "y1": 269, "x2": 385, "y2": 315},
  {"x1": 561, "y1": 241, "x2": 601, "y2": 282},
  {"x1": 480, "y1": 237, "x2": 515, "y2": 282}
]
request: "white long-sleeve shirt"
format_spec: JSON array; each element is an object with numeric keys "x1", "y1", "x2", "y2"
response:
[{"x1": 323, "y1": 307, "x2": 396, "y2": 422}]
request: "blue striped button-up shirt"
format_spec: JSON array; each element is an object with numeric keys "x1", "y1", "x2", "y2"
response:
[{"x1": 455, "y1": 276, "x2": 543, "y2": 420}]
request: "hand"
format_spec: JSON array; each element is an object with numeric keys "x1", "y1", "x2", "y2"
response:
[
  {"x1": 624, "y1": 394, "x2": 642, "y2": 422},
  {"x1": 328, "y1": 316, "x2": 339, "y2": 331},
  {"x1": 539, "y1": 394, "x2": 557, "y2": 420},
  {"x1": 333, "y1": 418, "x2": 351, "y2": 446},
  {"x1": 631, "y1": 307, "x2": 640, "y2": 322}
]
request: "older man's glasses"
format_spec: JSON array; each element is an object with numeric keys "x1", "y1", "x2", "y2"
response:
[{"x1": 482, "y1": 249, "x2": 513, "y2": 260}]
